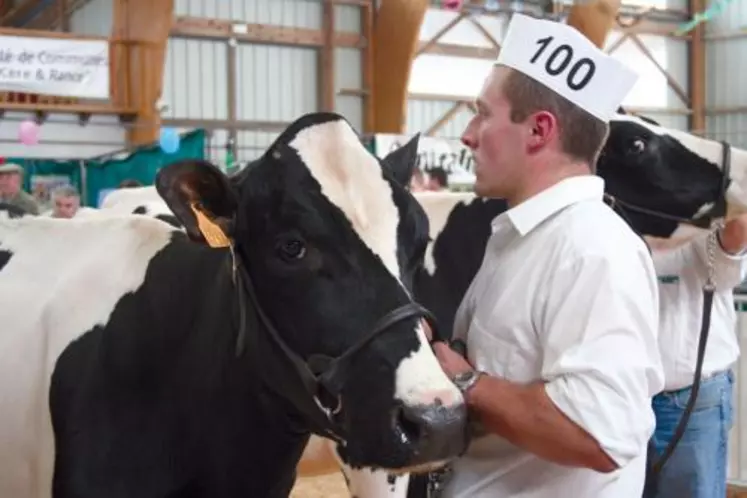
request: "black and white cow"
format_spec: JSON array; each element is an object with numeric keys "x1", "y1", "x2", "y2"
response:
[
  {"x1": 0, "y1": 112, "x2": 470, "y2": 498},
  {"x1": 599, "y1": 113, "x2": 747, "y2": 238},
  {"x1": 294, "y1": 112, "x2": 747, "y2": 498}
]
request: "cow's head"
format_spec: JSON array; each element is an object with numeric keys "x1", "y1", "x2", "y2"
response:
[
  {"x1": 597, "y1": 113, "x2": 747, "y2": 237},
  {"x1": 155, "y1": 113, "x2": 468, "y2": 472}
]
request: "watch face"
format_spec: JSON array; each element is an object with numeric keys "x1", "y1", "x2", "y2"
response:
[{"x1": 455, "y1": 371, "x2": 474, "y2": 385}]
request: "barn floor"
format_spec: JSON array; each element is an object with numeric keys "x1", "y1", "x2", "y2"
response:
[{"x1": 290, "y1": 472, "x2": 349, "y2": 498}]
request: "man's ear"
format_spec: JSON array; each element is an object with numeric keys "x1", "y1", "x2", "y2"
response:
[
  {"x1": 381, "y1": 133, "x2": 421, "y2": 186},
  {"x1": 155, "y1": 159, "x2": 238, "y2": 247}
]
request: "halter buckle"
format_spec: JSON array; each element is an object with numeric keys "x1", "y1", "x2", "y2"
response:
[{"x1": 313, "y1": 393, "x2": 343, "y2": 420}]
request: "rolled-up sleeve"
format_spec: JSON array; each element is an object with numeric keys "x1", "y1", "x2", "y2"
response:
[
  {"x1": 688, "y1": 231, "x2": 747, "y2": 291},
  {"x1": 539, "y1": 250, "x2": 664, "y2": 468}
]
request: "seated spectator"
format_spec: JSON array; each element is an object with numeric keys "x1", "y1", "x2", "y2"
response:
[
  {"x1": 425, "y1": 167, "x2": 449, "y2": 191},
  {"x1": 0, "y1": 163, "x2": 40, "y2": 215},
  {"x1": 45, "y1": 185, "x2": 97, "y2": 219}
]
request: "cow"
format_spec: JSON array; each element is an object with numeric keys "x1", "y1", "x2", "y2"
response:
[
  {"x1": 291, "y1": 111, "x2": 747, "y2": 498},
  {"x1": 0, "y1": 112, "x2": 471, "y2": 498},
  {"x1": 100, "y1": 185, "x2": 183, "y2": 228}
]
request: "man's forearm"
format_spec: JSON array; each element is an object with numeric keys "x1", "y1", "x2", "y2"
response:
[{"x1": 466, "y1": 375, "x2": 618, "y2": 473}]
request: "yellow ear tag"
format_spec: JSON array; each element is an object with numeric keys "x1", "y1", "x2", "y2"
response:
[{"x1": 189, "y1": 202, "x2": 231, "y2": 248}]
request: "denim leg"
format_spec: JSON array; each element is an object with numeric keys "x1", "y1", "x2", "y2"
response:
[{"x1": 644, "y1": 371, "x2": 734, "y2": 498}]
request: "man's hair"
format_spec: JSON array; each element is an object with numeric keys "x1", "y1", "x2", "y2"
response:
[
  {"x1": 502, "y1": 69, "x2": 609, "y2": 170},
  {"x1": 51, "y1": 185, "x2": 79, "y2": 201},
  {"x1": 119, "y1": 179, "x2": 142, "y2": 188}
]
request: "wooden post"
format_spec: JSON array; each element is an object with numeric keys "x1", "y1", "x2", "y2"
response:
[
  {"x1": 319, "y1": 0, "x2": 335, "y2": 112},
  {"x1": 688, "y1": 0, "x2": 705, "y2": 132},
  {"x1": 371, "y1": 0, "x2": 429, "y2": 133},
  {"x1": 112, "y1": 0, "x2": 174, "y2": 146},
  {"x1": 360, "y1": 0, "x2": 374, "y2": 134}
]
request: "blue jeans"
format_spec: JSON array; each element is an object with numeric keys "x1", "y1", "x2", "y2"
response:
[{"x1": 643, "y1": 370, "x2": 735, "y2": 498}]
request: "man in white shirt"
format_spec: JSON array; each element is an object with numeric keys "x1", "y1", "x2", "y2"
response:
[
  {"x1": 642, "y1": 220, "x2": 747, "y2": 498},
  {"x1": 430, "y1": 13, "x2": 665, "y2": 498}
]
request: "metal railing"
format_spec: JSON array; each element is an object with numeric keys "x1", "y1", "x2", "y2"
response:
[{"x1": 728, "y1": 293, "x2": 747, "y2": 485}]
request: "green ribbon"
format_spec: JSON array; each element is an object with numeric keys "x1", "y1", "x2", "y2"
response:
[{"x1": 672, "y1": 0, "x2": 735, "y2": 35}]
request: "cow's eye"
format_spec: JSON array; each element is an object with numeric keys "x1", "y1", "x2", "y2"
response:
[
  {"x1": 276, "y1": 238, "x2": 306, "y2": 261},
  {"x1": 629, "y1": 138, "x2": 646, "y2": 154}
]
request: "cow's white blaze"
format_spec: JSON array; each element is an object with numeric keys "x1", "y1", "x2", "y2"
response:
[
  {"x1": 414, "y1": 191, "x2": 477, "y2": 274},
  {"x1": 289, "y1": 120, "x2": 463, "y2": 409},
  {"x1": 612, "y1": 113, "x2": 747, "y2": 211},
  {"x1": 0, "y1": 215, "x2": 175, "y2": 498},
  {"x1": 290, "y1": 120, "x2": 403, "y2": 280}
]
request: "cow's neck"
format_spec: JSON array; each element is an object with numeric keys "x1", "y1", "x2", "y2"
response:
[{"x1": 158, "y1": 237, "x2": 312, "y2": 496}]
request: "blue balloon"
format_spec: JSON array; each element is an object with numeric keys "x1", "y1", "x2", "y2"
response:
[{"x1": 159, "y1": 127, "x2": 180, "y2": 154}]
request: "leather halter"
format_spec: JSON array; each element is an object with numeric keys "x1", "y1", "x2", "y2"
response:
[
  {"x1": 604, "y1": 140, "x2": 731, "y2": 490},
  {"x1": 229, "y1": 245, "x2": 444, "y2": 445}
]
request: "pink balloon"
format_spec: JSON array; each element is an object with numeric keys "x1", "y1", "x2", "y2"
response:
[
  {"x1": 19, "y1": 119, "x2": 39, "y2": 146},
  {"x1": 444, "y1": 0, "x2": 462, "y2": 9}
]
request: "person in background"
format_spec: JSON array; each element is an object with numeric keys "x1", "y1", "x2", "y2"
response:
[
  {"x1": 46, "y1": 185, "x2": 97, "y2": 219},
  {"x1": 409, "y1": 167, "x2": 428, "y2": 192},
  {"x1": 641, "y1": 216, "x2": 747, "y2": 498},
  {"x1": 118, "y1": 179, "x2": 143, "y2": 188},
  {"x1": 0, "y1": 163, "x2": 40, "y2": 215},
  {"x1": 425, "y1": 167, "x2": 449, "y2": 191}
]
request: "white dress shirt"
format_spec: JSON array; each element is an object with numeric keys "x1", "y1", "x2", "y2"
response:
[
  {"x1": 652, "y1": 230, "x2": 747, "y2": 391},
  {"x1": 441, "y1": 175, "x2": 664, "y2": 498}
]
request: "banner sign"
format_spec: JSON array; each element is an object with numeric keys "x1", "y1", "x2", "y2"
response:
[
  {"x1": 373, "y1": 134, "x2": 476, "y2": 186},
  {"x1": 0, "y1": 35, "x2": 110, "y2": 99}
]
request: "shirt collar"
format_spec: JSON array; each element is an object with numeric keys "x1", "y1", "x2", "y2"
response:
[{"x1": 491, "y1": 175, "x2": 605, "y2": 236}]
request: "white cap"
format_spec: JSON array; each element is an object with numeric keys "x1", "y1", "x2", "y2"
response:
[{"x1": 495, "y1": 13, "x2": 638, "y2": 122}]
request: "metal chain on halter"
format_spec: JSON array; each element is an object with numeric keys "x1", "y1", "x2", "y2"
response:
[
  {"x1": 647, "y1": 218, "x2": 725, "y2": 492},
  {"x1": 706, "y1": 218, "x2": 724, "y2": 291}
]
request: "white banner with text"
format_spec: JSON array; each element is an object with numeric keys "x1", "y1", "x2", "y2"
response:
[
  {"x1": 374, "y1": 134, "x2": 476, "y2": 186},
  {"x1": 0, "y1": 35, "x2": 110, "y2": 99}
]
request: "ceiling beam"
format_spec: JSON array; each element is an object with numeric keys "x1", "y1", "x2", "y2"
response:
[
  {"x1": 171, "y1": 16, "x2": 364, "y2": 48},
  {"x1": 371, "y1": 0, "x2": 429, "y2": 133}
]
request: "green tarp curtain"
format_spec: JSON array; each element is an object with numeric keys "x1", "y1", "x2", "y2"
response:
[{"x1": 10, "y1": 129, "x2": 206, "y2": 207}]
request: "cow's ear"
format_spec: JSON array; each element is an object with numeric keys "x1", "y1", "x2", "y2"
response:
[
  {"x1": 381, "y1": 133, "x2": 421, "y2": 186},
  {"x1": 155, "y1": 159, "x2": 238, "y2": 248}
]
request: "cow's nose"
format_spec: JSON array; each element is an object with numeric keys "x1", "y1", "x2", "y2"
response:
[{"x1": 393, "y1": 398, "x2": 468, "y2": 461}]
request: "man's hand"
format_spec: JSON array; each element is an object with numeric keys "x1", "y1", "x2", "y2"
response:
[
  {"x1": 432, "y1": 341, "x2": 474, "y2": 378},
  {"x1": 720, "y1": 213, "x2": 747, "y2": 255}
]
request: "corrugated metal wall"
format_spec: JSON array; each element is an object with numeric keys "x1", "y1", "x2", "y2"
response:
[
  {"x1": 164, "y1": 0, "x2": 364, "y2": 165},
  {"x1": 5, "y1": 0, "x2": 125, "y2": 159},
  {"x1": 406, "y1": 2, "x2": 690, "y2": 138},
  {"x1": 704, "y1": 0, "x2": 747, "y2": 148},
  {"x1": 69, "y1": 0, "x2": 113, "y2": 36}
]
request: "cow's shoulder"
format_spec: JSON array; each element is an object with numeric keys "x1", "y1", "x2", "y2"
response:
[{"x1": 0, "y1": 216, "x2": 177, "y2": 361}]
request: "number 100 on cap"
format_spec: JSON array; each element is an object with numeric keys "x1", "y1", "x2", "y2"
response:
[{"x1": 495, "y1": 13, "x2": 639, "y2": 122}]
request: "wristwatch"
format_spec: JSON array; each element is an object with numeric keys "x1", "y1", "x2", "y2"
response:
[{"x1": 452, "y1": 370, "x2": 483, "y2": 394}]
